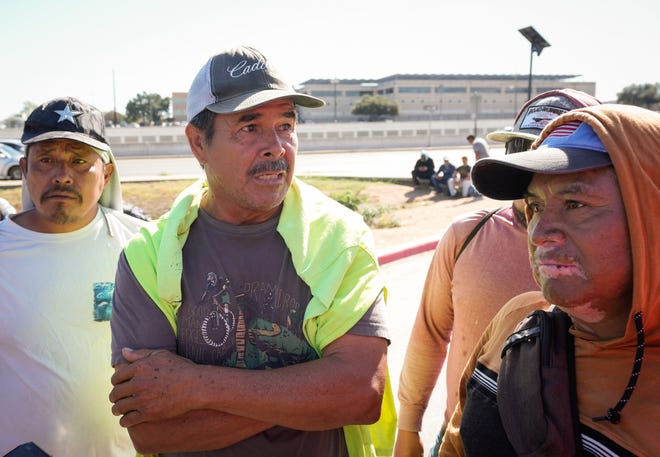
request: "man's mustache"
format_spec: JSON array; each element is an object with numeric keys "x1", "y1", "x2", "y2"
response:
[
  {"x1": 40, "y1": 185, "x2": 82, "y2": 203},
  {"x1": 248, "y1": 159, "x2": 289, "y2": 176}
]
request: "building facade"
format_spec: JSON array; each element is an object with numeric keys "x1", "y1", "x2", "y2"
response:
[
  {"x1": 171, "y1": 74, "x2": 595, "y2": 124},
  {"x1": 295, "y1": 74, "x2": 594, "y2": 123}
]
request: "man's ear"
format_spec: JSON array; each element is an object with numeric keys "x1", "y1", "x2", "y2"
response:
[
  {"x1": 19, "y1": 156, "x2": 27, "y2": 176},
  {"x1": 186, "y1": 123, "x2": 207, "y2": 166},
  {"x1": 103, "y1": 162, "x2": 115, "y2": 185}
]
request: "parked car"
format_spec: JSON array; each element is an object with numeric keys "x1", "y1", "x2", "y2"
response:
[
  {"x1": 0, "y1": 139, "x2": 25, "y2": 154},
  {"x1": 0, "y1": 143, "x2": 23, "y2": 180}
]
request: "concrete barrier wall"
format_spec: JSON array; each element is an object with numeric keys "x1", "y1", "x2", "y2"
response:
[{"x1": 0, "y1": 118, "x2": 511, "y2": 156}]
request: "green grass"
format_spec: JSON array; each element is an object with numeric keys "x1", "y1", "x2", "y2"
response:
[{"x1": 0, "y1": 176, "x2": 401, "y2": 227}]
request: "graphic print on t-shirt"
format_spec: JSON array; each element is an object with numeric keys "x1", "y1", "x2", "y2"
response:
[
  {"x1": 199, "y1": 272, "x2": 237, "y2": 349},
  {"x1": 92, "y1": 282, "x2": 114, "y2": 321},
  {"x1": 178, "y1": 270, "x2": 317, "y2": 369}
]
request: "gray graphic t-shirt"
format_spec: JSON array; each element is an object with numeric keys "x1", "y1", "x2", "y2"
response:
[
  {"x1": 178, "y1": 210, "x2": 317, "y2": 370},
  {"x1": 112, "y1": 209, "x2": 387, "y2": 456}
]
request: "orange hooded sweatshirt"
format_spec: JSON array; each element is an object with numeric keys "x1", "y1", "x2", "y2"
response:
[{"x1": 440, "y1": 104, "x2": 660, "y2": 457}]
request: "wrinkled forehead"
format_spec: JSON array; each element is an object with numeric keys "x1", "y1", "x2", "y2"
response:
[{"x1": 27, "y1": 138, "x2": 105, "y2": 161}]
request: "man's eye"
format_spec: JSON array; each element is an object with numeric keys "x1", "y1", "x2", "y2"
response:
[
  {"x1": 526, "y1": 201, "x2": 542, "y2": 213},
  {"x1": 566, "y1": 200, "x2": 584, "y2": 209},
  {"x1": 241, "y1": 124, "x2": 257, "y2": 133}
]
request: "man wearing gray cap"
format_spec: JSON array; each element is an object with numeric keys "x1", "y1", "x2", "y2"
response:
[
  {"x1": 439, "y1": 104, "x2": 660, "y2": 456},
  {"x1": 394, "y1": 89, "x2": 599, "y2": 457},
  {"x1": 0, "y1": 97, "x2": 144, "y2": 456},
  {"x1": 109, "y1": 46, "x2": 395, "y2": 456}
]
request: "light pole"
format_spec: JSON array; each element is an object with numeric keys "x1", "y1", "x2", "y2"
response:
[
  {"x1": 518, "y1": 26, "x2": 550, "y2": 101},
  {"x1": 423, "y1": 105, "x2": 437, "y2": 147},
  {"x1": 508, "y1": 85, "x2": 518, "y2": 114},
  {"x1": 112, "y1": 68, "x2": 118, "y2": 126},
  {"x1": 330, "y1": 78, "x2": 339, "y2": 122},
  {"x1": 470, "y1": 92, "x2": 481, "y2": 136}
]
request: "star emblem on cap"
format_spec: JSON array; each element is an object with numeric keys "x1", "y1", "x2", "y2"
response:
[{"x1": 54, "y1": 104, "x2": 83, "y2": 124}]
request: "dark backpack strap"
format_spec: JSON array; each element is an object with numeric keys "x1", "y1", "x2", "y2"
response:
[
  {"x1": 498, "y1": 307, "x2": 580, "y2": 457},
  {"x1": 455, "y1": 207, "x2": 501, "y2": 261},
  {"x1": 566, "y1": 318, "x2": 583, "y2": 457}
]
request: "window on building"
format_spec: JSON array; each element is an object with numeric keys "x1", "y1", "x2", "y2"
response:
[
  {"x1": 470, "y1": 87, "x2": 500, "y2": 93},
  {"x1": 311, "y1": 90, "x2": 339, "y2": 97},
  {"x1": 398, "y1": 87, "x2": 432, "y2": 93},
  {"x1": 443, "y1": 87, "x2": 466, "y2": 93}
]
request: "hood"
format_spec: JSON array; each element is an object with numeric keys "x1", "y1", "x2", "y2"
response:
[{"x1": 532, "y1": 104, "x2": 660, "y2": 347}]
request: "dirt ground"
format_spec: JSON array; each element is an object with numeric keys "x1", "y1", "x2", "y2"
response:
[{"x1": 363, "y1": 182, "x2": 506, "y2": 252}]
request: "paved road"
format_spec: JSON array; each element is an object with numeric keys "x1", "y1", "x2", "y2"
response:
[
  {"x1": 0, "y1": 146, "x2": 505, "y2": 186},
  {"x1": 112, "y1": 145, "x2": 505, "y2": 181}
]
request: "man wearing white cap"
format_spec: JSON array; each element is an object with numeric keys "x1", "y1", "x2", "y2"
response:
[
  {"x1": 0, "y1": 97, "x2": 144, "y2": 456},
  {"x1": 439, "y1": 104, "x2": 660, "y2": 456},
  {"x1": 109, "y1": 46, "x2": 395, "y2": 457},
  {"x1": 395, "y1": 89, "x2": 600, "y2": 457}
]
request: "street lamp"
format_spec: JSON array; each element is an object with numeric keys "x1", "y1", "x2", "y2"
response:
[
  {"x1": 423, "y1": 105, "x2": 437, "y2": 147},
  {"x1": 518, "y1": 26, "x2": 550, "y2": 101},
  {"x1": 470, "y1": 92, "x2": 481, "y2": 136},
  {"x1": 330, "y1": 78, "x2": 339, "y2": 122},
  {"x1": 508, "y1": 85, "x2": 518, "y2": 115}
]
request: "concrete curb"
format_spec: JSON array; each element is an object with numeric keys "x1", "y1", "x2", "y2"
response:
[{"x1": 377, "y1": 236, "x2": 440, "y2": 265}]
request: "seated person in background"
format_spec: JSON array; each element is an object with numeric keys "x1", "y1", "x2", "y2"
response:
[
  {"x1": 411, "y1": 150, "x2": 435, "y2": 186},
  {"x1": 449, "y1": 156, "x2": 472, "y2": 197},
  {"x1": 431, "y1": 157, "x2": 456, "y2": 195}
]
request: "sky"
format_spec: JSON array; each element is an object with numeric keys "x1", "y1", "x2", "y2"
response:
[{"x1": 2, "y1": 0, "x2": 659, "y2": 120}]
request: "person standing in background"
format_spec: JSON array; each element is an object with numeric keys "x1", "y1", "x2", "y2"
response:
[{"x1": 466, "y1": 134, "x2": 489, "y2": 161}]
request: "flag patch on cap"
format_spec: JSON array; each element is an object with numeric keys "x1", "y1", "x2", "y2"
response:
[
  {"x1": 540, "y1": 121, "x2": 608, "y2": 153},
  {"x1": 544, "y1": 120, "x2": 582, "y2": 138}
]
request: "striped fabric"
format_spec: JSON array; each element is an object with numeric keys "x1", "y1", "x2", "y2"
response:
[{"x1": 545, "y1": 120, "x2": 582, "y2": 138}]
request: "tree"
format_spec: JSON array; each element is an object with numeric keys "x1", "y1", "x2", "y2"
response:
[
  {"x1": 104, "y1": 111, "x2": 125, "y2": 127},
  {"x1": 20, "y1": 101, "x2": 38, "y2": 118},
  {"x1": 617, "y1": 83, "x2": 660, "y2": 110},
  {"x1": 125, "y1": 92, "x2": 171, "y2": 125},
  {"x1": 351, "y1": 95, "x2": 399, "y2": 121}
]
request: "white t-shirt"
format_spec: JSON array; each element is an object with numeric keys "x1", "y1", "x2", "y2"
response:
[{"x1": 0, "y1": 207, "x2": 143, "y2": 457}]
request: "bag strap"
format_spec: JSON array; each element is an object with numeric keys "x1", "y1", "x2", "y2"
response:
[{"x1": 455, "y1": 207, "x2": 501, "y2": 261}]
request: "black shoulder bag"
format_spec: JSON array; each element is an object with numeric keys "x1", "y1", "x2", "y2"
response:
[{"x1": 497, "y1": 307, "x2": 582, "y2": 457}]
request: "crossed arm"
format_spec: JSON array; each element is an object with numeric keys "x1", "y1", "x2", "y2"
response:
[{"x1": 109, "y1": 333, "x2": 388, "y2": 454}]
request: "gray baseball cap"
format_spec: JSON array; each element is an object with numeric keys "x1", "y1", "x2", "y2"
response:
[{"x1": 186, "y1": 46, "x2": 325, "y2": 121}]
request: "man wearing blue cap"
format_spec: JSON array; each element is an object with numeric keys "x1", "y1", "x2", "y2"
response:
[{"x1": 439, "y1": 104, "x2": 660, "y2": 456}]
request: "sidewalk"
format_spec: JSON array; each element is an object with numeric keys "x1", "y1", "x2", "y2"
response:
[{"x1": 381, "y1": 249, "x2": 447, "y2": 451}]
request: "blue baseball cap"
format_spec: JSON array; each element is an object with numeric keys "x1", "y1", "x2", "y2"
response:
[{"x1": 472, "y1": 121, "x2": 612, "y2": 200}]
